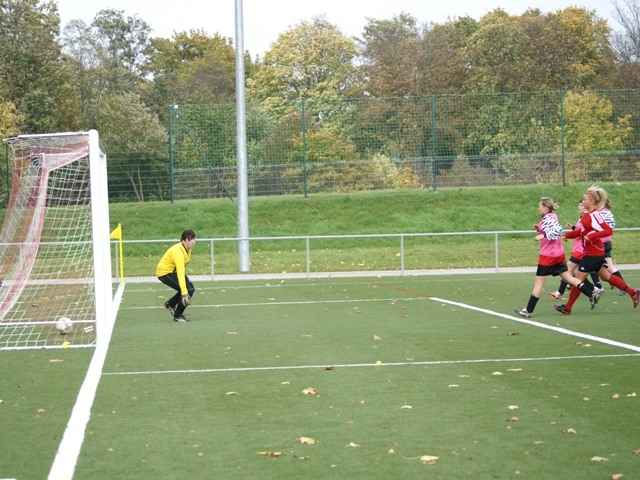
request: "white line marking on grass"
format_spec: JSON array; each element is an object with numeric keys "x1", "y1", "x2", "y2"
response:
[
  {"x1": 47, "y1": 283, "x2": 126, "y2": 480},
  {"x1": 124, "y1": 297, "x2": 427, "y2": 310},
  {"x1": 431, "y1": 297, "x2": 640, "y2": 353},
  {"x1": 103, "y1": 353, "x2": 640, "y2": 376}
]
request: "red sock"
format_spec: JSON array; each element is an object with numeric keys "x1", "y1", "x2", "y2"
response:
[
  {"x1": 608, "y1": 275, "x2": 632, "y2": 294},
  {"x1": 566, "y1": 286, "x2": 581, "y2": 310}
]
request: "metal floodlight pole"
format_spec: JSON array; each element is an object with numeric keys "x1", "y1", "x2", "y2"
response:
[{"x1": 235, "y1": 0, "x2": 250, "y2": 272}]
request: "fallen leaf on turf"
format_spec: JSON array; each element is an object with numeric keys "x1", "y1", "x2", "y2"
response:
[
  {"x1": 612, "y1": 474, "x2": 624, "y2": 480},
  {"x1": 346, "y1": 442, "x2": 360, "y2": 448},
  {"x1": 323, "y1": 366, "x2": 334, "y2": 370},
  {"x1": 507, "y1": 417, "x2": 519, "y2": 422},
  {"x1": 507, "y1": 368, "x2": 523, "y2": 372},
  {"x1": 225, "y1": 330, "x2": 238, "y2": 335},
  {"x1": 564, "y1": 428, "x2": 577, "y2": 434},
  {"x1": 633, "y1": 449, "x2": 640, "y2": 455},
  {"x1": 400, "y1": 405, "x2": 412, "y2": 409},
  {"x1": 591, "y1": 456, "x2": 609, "y2": 462},
  {"x1": 403, "y1": 454, "x2": 439, "y2": 464},
  {"x1": 507, "y1": 405, "x2": 519, "y2": 410},
  {"x1": 299, "y1": 437, "x2": 317, "y2": 445},
  {"x1": 257, "y1": 451, "x2": 282, "y2": 457},
  {"x1": 49, "y1": 359, "x2": 64, "y2": 363},
  {"x1": 458, "y1": 374, "x2": 470, "y2": 378},
  {"x1": 492, "y1": 371, "x2": 503, "y2": 376},
  {"x1": 506, "y1": 332, "x2": 520, "y2": 336},
  {"x1": 627, "y1": 392, "x2": 637, "y2": 397},
  {"x1": 226, "y1": 391, "x2": 238, "y2": 396},
  {"x1": 420, "y1": 455, "x2": 439, "y2": 464},
  {"x1": 302, "y1": 387, "x2": 317, "y2": 395},
  {"x1": 373, "y1": 335, "x2": 382, "y2": 341}
]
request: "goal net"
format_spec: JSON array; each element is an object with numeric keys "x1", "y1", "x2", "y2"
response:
[{"x1": 0, "y1": 130, "x2": 112, "y2": 350}]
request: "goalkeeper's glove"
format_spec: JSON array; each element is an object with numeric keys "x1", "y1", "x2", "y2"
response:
[{"x1": 181, "y1": 294, "x2": 192, "y2": 307}]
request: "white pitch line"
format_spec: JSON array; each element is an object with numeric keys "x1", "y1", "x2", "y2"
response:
[
  {"x1": 124, "y1": 296, "x2": 426, "y2": 310},
  {"x1": 47, "y1": 282, "x2": 126, "y2": 480},
  {"x1": 102, "y1": 352, "x2": 640, "y2": 376},
  {"x1": 431, "y1": 296, "x2": 640, "y2": 353}
]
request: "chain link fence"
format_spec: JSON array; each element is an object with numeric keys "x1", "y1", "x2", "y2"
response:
[{"x1": 3, "y1": 90, "x2": 638, "y2": 205}]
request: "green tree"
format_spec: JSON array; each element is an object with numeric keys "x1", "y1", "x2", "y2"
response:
[
  {"x1": 0, "y1": 98, "x2": 24, "y2": 139},
  {"x1": 359, "y1": 13, "x2": 475, "y2": 96},
  {"x1": 464, "y1": 7, "x2": 614, "y2": 92},
  {"x1": 359, "y1": 13, "x2": 424, "y2": 97},
  {"x1": 562, "y1": 90, "x2": 634, "y2": 181},
  {"x1": 420, "y1": 17, "x2": 477, "y2": 94},
  {"x1": 61, "y1": 9, "x2": 152, "y2": 128},
  {"x1": 144, "y1": 30, "x2": 242, "y2": 121},
  {"x1": 0, "y1": 0, "x2": 78, "y2": 132},
  {"x1": 95, "y1": 91, "x2": 168, "y2": 201},
  {"x1": 563, "y1": 90, "x2": 633, "y2": 151},
  {"x1": 248, "y1": 16, "x2": 360, "y2": 116}
]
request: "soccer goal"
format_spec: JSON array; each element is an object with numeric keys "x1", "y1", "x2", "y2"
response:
[{"x1": 0, "y1": 130, "x2": 112, "y2": 350}]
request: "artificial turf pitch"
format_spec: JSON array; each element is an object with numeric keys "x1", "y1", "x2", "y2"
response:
[{"x1": 2, "y1": 272, "x2": 639, "y2": 479}]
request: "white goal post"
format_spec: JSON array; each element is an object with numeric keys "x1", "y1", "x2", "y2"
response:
[{"x1": 0, "y1": 130, "x2": 112, "y2": 350}]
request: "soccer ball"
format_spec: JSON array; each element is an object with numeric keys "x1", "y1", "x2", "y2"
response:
[{"x1": 55, "y1": 317, "x2": 73, "y2": 335}]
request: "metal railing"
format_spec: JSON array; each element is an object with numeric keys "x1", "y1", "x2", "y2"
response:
[{"x1": 113, "y1": 228, "x2": 640, "y2": 281}]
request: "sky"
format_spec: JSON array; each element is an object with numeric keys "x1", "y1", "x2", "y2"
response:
[{"x1": 56, "y1": 0, "x2": 621, "y2": 57}]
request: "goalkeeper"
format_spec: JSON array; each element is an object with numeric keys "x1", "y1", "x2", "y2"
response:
[{"x1": 156, "y1": 229, "x2": 197, "y2": 322}]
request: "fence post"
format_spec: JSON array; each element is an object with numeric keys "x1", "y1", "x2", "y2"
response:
[
  {"x1": 431, "y1": 94, "x2": 437, "y2": 192},
  {"x1": 559, "y1": 90, "x2": 566, "y2": 187},
  {"x1": 302, "y1": 99, "x2": 308, "y2": 198},
  {"x1": 168, "y1": 105, "x2": 175, "y2": 203}
]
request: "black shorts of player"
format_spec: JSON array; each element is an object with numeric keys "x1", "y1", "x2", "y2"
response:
[
  {"x1": 603, "y1": 241, "x2": 612, "y2": 258},
  {"x1": 536, "y1": 263, "x2": 568, "y2": 277},
  {"x1": 578, "y1": 255, "x2": 607, "y2": 274},
  {"x1": 568, "y1": 255, "x2": 583, "y2": 264}
]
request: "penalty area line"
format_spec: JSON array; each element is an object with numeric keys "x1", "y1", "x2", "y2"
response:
[
  {"x1": 103, "y1": 352, "x2": 640, "y2": 377},
  {"x1": 431, "y1": 296, "x2": 640, "y2": 353}
]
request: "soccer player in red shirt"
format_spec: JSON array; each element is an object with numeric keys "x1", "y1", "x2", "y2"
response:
[
  {"x1": 514, "y1": 197, "x2": 598, "y2": 318},
  {"x1": 553, "y1": 186, "x2": 639, "y2": 315},
  {"x1": 549, "y1": 200, "x2": 587, "y2": 300}
]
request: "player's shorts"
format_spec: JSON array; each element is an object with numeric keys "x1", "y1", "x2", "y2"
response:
[
  {"x1": 536, "y1": 262, "x2": 568, "y2": 277},
  {"x1": 568, "y1": 255, "x2": 583, "y2": 264},
  {"x1": 578, "y1": 255, "x2": 607, "y2": 274},
  {"x1": 603, "y1": 241, "x2": 612, "y2": 258}
]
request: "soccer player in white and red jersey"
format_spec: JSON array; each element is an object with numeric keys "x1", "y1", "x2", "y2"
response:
[
  {"x1": 553, "y1": 186, "x2": 639, "y2": 315},
  {"x1": 514, "y1": 197, "x2": 597, "y2": 318}
]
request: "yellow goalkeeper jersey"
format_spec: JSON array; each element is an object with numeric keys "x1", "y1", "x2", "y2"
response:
[{"x1": 156, "y1": 242, "x2": 192, "y2": 294}]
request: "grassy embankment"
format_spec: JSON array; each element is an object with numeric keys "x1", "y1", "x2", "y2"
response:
[{"x1": 109, "y1": 182, "x2": 640, "y2": 276}]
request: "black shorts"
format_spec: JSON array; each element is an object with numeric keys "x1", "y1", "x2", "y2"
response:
[
  {"x1": 568, "y1": 255, "x2": 583, "y2": 264},
  {"x1": 603, "y1": 241, "x2": 612, "y2": 258},
  {"x1": 536, "y1": 263, "x2": 568, "y2": 277},
  {"x1": 578, "y1": 256, "x2": 607, "y2": 274}
]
